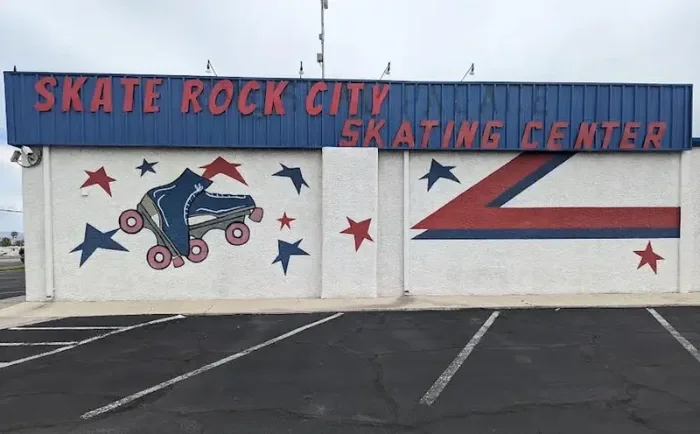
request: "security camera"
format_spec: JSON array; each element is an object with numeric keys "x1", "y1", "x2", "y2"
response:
[{"x1": 10, "y1": 146, "x2": 42, "y2": 168}]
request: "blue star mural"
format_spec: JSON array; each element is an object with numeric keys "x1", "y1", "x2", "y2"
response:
[
  {"x1": 136, "y1": 159, "x2": 158, "y2": 176},
  {"x1": 272, "y1": 164, "x2": 309, "y2": 194},
  {"x1": 272, "y1": 239, "x2": 309, "y2": 274},
  {"x1": 70, "y1": 223, "x2": 128, "y2": 267},
  {"x1": 420, "y1": 158, "x2": 460, "y2": 191}
]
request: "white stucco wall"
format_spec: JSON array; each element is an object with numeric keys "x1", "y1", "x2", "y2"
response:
[
  {"x1": 22, "y1": 152, "x2": 46, "y2": 302},
  {"x1": 21, "y1": 146, "x2": 697, "y2": 301},
  {"x1": 687, "y1": 149, "x2": 700, "y2": 292},
  {"x1": 321, "y1": 148, "x2": 378, "y2": 298}
]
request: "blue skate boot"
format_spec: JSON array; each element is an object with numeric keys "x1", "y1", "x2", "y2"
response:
[
  {"x1": 119, "y1": 168, "x2": 212, "y2": 270},
  {"x1": 188, "y1": 192, "x2": 264, "y2": 248}
]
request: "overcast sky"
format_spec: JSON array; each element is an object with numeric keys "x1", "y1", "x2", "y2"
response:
[{"x1": 1, "y1": 0, "x2": 699, "y2": 231}]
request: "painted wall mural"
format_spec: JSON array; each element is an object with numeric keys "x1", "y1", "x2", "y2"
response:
[
  {"x1": 136, "y1": 159, "x2": 158, "y2": 176},
  {"x1": 272, "y1": 239, "x2": 310, "y2": 274},
  {"x1": 70, "y1": 223, "x2": 128, "y2": 266},
  {"x1": 411, "y1": 152, "x2": 680, "y2": 276},
  {"x1": 61, "y1": 146, "x2": 682, "y2": 304},
  {"x1": 420, "y1": 159, "x2": 460, "y2": 191},
  {"x1": 81, "y1": 167, "x2": 116, "y2": 196},
  {"x1": 277, "y1": 212, "x2": 295, "y2": 230},
  {"x1": 71, "y1": 151, "x2": 677, "y2": 276},
  {"x1": 340, "y1": 218, "x2": 374, "y2": 251},
  {"x1": 272, "y1": 164, "x2": 309, "y2": 194},
  {"x1": 412, "y1": 152, "x2": 680, "y2": 241},
  {"x1": 69, "y1": 156, "x2": 321, "y2": 277},
  {"x1": 634, "y1": 242, "x2": 664, "y2": 274},
  {"x1": 117, "y1": 167, "x2": 264, "y2": 270},
  {"x1": 200, "y1": 157, "x2": 247, "y2": 185}
]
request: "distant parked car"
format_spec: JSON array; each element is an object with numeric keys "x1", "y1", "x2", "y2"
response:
[{"x1": 19, "y1": 247, "x2": 24, "y2": 264}]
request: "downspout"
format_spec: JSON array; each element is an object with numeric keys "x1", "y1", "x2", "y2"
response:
[
  {"x1": 403, "y1": 150, "x2": 410, "y2": 296},
  {"x1": 42, "y1": 146, "x2": 54, "y2": 300},
  {"x1": 678, "y1": 148, "x2": 693, "y2": 294}
]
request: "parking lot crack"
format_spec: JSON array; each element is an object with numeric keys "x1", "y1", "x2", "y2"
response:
[
  {"x1": 326, "y1": 333, "x2": 400, "y2": 423},
  {"x1": 602, "y1": 362, "x2": 700, "y2": 410},
  {"x1": 3, "y1": 421, "x2": 75, "y2": 433},
  {"x1": 370, "y1": 354, "x2": 400, "y2": 422},
  {"x1": 602, "y1": 366, "x2": 699, "y2": 433},
  {"x1": 157, "y1": 407, "x2": 423, "y2": 431},
  {"x1": 417, "y1": 397, "x2": 641, "y2": 426},
  {"x1": 0, "y1": 390, "x2": 121, "y2": 402}
]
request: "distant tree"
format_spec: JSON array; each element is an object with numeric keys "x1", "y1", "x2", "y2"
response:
[
  {"x1": 10, "y1": 231, "x2": 17, "y2": 244},
  {"x1": 13, "y1": 240, "x2": 22, "y2": 247},
  {"x1": 0, "y1": 238, "x2": 11, "y2": 247}
]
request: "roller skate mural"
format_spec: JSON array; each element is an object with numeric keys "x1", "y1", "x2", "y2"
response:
[{"x1": 118, "y1": 168, "x2": 264, "y2": 270}]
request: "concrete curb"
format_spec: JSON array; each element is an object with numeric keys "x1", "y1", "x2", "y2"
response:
[{"x1": 1, "y1": 294, "x2": 700, "y2": 327}]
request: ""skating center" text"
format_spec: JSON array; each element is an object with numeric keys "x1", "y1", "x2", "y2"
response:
[{"x1": 32, "y1": 76, "x2": 668, "y2": 150}]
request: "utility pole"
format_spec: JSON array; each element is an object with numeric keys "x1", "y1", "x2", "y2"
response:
[{"x1": 318, "y1": 0, "x2": 328, "y2": 79}]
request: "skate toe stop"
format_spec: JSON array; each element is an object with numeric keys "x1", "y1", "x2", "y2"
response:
[
  {"x1": 173, "y1": 256, "x2": 185, "y2": 268},
  {"x1": 250, "y1": 207, "x2": 264, "y2": 223}
]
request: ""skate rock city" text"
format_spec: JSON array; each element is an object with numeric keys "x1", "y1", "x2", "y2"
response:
[{"x1": 32, "y1": 76, "x2": 668, "y2": 150}]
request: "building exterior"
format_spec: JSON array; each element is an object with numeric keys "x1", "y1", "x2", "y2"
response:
[{"x1": 2, "y1": 71, "x2": 697, "y2": 301}]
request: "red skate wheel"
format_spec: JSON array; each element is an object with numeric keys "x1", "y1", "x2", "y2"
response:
[
  {"x1": 119, "y1": 209, "x2": 144, "y2": 234},
  {"x1": 188, "y1": 239, "x2": 209, "y2": 263},
  {"x1": 225, "y1": 222, "x2": 250, "y2": 246},
  {"x1": 146, "y1": 245, "x2": 171, "y2": 270}
]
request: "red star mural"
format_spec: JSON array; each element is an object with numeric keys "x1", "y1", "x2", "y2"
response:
[
  {"x1": 81, "y1": 167, "x2": 116, "y2": 196},
  {"x1": 278, "y1": 212, "x2": 295, "y2": 230},
  {"x1": 340, "y1": 217, "x2": 374, "y2": 251},
  {"x1": 200, "y1": 157, "x2": 248, "y2": 185},
  {"x1": 634, "y1": 241, "x2": 664, "y2": 274}
]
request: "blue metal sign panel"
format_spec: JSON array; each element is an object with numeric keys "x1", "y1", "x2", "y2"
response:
[{"x1": 3, "y1": 71, "x2": 693, "y2": 151}]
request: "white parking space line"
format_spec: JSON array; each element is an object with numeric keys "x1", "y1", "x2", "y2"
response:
[
  {"x1": 648, "y1": 308, "x2": 700, "y2": 363},
  {"x1": 0, "y1": 341, "x2": 78, "y2": 346},
  {"x1": 420, "y1": 310, "x2": 500, "y2": 406},
  {"x1": 81, "y1": 312, "x2": 345, "y2": 420},
  {"x1": 0, "y1": 314, "x2": 185, "y2": 370},
  {"x1": 8, "y1": 326, "x2": 122, "y2": 331}
]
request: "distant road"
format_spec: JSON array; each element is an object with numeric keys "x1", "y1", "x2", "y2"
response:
[
  {"x1": 0, "y1": 258, "x2": 22, "y2": 268},
  {"x1": 0, "y1": 259, "x2": 25, "y2": 300}
]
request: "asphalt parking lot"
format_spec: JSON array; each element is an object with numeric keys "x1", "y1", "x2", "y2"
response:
[{"x1": 1, "y1": 307, "x2": 699, "y2": 434}]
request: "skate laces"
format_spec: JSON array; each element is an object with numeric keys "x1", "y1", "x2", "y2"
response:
[{"x1": 184, "y1": 183, "x2": 206, "y2": 221}]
